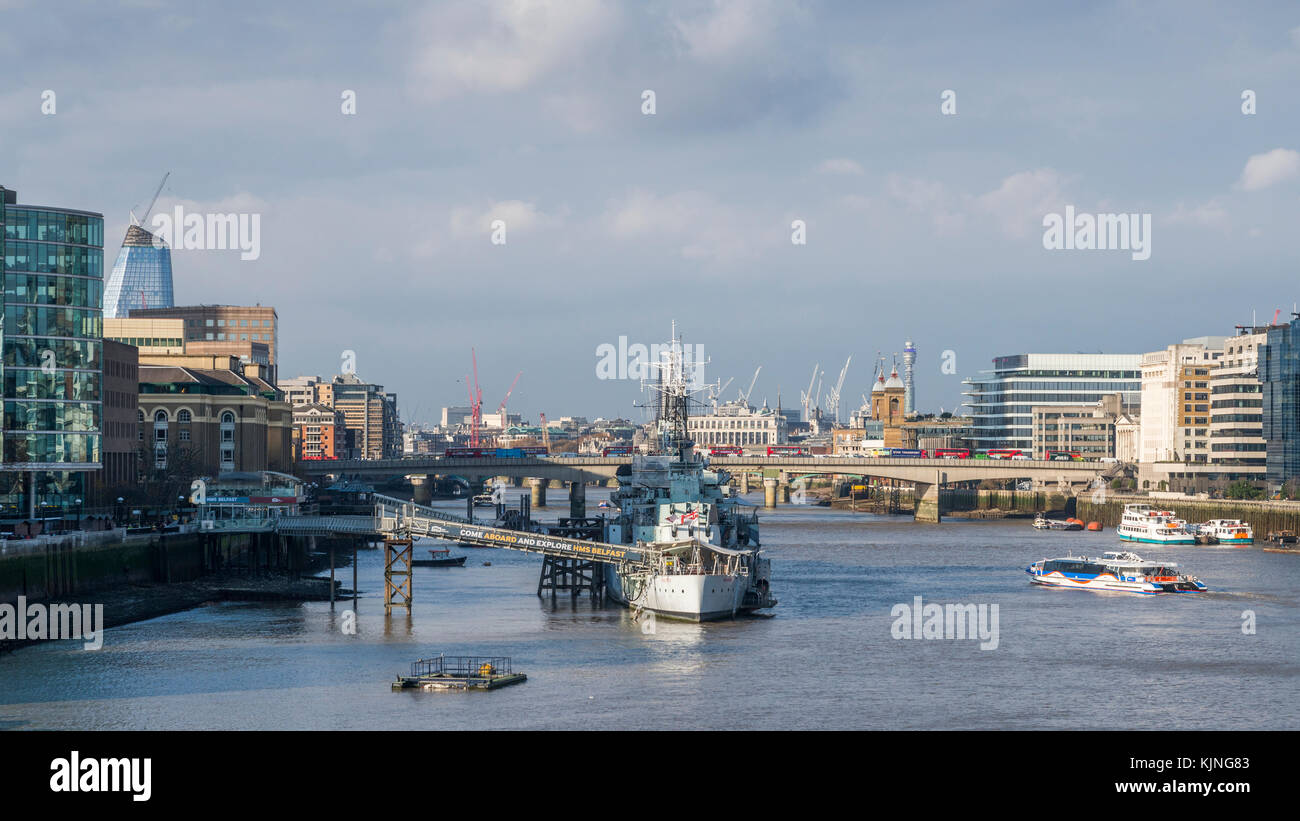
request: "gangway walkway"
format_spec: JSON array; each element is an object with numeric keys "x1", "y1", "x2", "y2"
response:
[{"x1": 371, "y1": 494, "x2": 653, "y2": 570}]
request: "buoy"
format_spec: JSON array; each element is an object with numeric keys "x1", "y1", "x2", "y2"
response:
[{"x1": 1087, "y1": 521, "x2": 1102, "y2": 531}]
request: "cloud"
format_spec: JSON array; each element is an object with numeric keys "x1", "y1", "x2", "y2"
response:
[
  {"x1": 1167, "y1": 199, "x2": 1228, "y2": 227},
  {"x1": 449, "y1": 199, "x2": 556, "y2": 238},
  {"x1": 603, "y1": 188, "x2": 770, "y2": 264},
  {"x1": 672, "y1": 0, "x2": 781, "y2": 62},
  {"x1": 816, "y1": 158, "x2": 864, "y2": 175},
  {"x1": 1237, "y1": 148, "x2": 1300, "y2": 191},
  {"x1": 408, "y1": 0, "x2": 617, "y2": 100},
  {"x1": 975, "y1": 169, "x2": 1066, "y2": 238}
]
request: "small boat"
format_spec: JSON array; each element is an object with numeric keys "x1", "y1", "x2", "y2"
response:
[
  {"x1": 1033, "y1": 515, "x2": 1082, "y2": 531},
  {"x1": 412, "y1": 547, "x2": 467, "y2": 567},
  {"x1": 1199, "y1": 519, "x2": 1252, "y2": 544},
  {"x1": 1026, "y1": 550, "x2": 1207, "y2": 594},
  {"x1": 1267, "y1": 530, "x2": 1297, "y2": 545}
]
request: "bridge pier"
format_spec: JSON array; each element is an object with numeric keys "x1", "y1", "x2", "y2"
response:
[
  {"x1": 411, "y1": 474, "x2": 433, "y2": 506},
  {"x1": 914, "y1": 473, "x2": 943, "y2": 523},
  {"x1": 779, "y1": 476, "x2": 791, "y2": 504},
  {"x1": 530, "y1": 478, "x2": 547, "y2": 508},
  {"x1": 569, "y1": 481, "x2": 586, "y2": 518},
  {"x1": 763, "y1": 478, "x2": 777, "y2": 509},
  {"x1": 740, "y1": 472, "x2": 750, "y2": 495}
]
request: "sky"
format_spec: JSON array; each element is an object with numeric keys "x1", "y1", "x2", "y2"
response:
[{"x1": 3, "y1": 0, "x2": 1299, "y2": 427}]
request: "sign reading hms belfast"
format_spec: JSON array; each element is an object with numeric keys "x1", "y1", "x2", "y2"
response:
[{"x1": 601, "y1": 324, "x2": 778, "y2": 622}]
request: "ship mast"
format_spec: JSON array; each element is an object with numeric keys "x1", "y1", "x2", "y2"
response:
[{"x1": 639, "y1": 322, "x2": 709, "y2": 458}]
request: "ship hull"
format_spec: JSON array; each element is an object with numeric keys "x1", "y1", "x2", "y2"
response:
[
  {"x1": 1118, "y1": 532, "x2": 1195, "y2": 545},
  {"x1": 604, "y1": 565, "x2": 751, "y2": 622}
]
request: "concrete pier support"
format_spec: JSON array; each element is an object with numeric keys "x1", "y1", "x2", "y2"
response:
[
  {"x1": 530, "y1": 478, "x2": 547, "y2": 508},
  {"x1": 779, "y1": 479, "x2": 791, "y2": 504},
  {"x1": 569, "y1": 481, "x2": 586, "y2": 518},
  {"x1": 411, "y1": 474, "x2": 433, "y2": 505},
  {"x1": 763, "y1": 478, "x2": 777, "y2": 509},
  {"x1": 914, "y1": 474, "x2": 943, "y2": 523},
  {"x1": 740, "y1": 472, "x2": 750, "y2": 494},
  {"x1": 513, "y1": 475, "x2": 525, "y2": 488}
]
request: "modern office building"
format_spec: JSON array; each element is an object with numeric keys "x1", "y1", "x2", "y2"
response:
[
  {"x1": 94, "y1": 339, "x2": 140, "y2": 498},
  {"x1": 103, "y1": 223, "x2": 174, "y2": 318},
  {"x1": 0, "y1": 185, "x2": 104, "y2": 516},
  {"x1": 331, "y1": 373, "x2": 401, "y2": 459},
  {"x1": 1030, "y1": 394, "x2": 1129, "y2": 460},
  {"x1": 1260, "y1": 315, "x2": 1300, "y2": 485},
  {"x1": 1209, "y1": 329, "x2": 1268, "y2": 481},
  {"x1": 129, "y1": 304, "x2": 279, "y2": 371},
  {"x1": 962, "y1": 353, "x2": 1141, "y2": 452}
]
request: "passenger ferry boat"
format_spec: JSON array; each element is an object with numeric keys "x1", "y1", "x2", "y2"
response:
[
  {"x1": 1116, "y1": 504, "x2": 1195, "y2": 545},
  {"x1": 1198, "y1": 519, "x2": 1253, "y2": 545},
  {"x1": 1026, "y1": 551, "x2": 1207, "y2": 594}
]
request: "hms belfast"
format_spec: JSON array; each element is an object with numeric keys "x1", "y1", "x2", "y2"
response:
[{"x1": 601, "y1": 327, "x2": 777, "y2": 621}]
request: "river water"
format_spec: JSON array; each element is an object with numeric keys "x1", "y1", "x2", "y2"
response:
[{"x1": 3, "y1": 488, "x2": 1298, "y2": 730}]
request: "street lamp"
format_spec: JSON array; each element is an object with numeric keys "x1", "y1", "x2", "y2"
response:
[
  {"x1": 74, "y1": 498, "x2": 82, "y2": 530},
  {"x1": 116, "y1": 497, "x2": 124, "y2": 527},
  {"x1": 178, "y1": 495, "x2": 186, "y2": 524}
]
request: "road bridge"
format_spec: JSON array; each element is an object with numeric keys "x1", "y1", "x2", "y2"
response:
[{"x1": 295, "y1": 455, "x2": 1108, "y2": 521}]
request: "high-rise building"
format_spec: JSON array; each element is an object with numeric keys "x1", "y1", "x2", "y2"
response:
[
  {"x1": 903, "y1": 339, "x2": 916, "y2": 416},
  {"x1": 1138, "y1": 338, "x2": 1224, "y2": 464},
  {"x1": 104, "y1": 224, "x2": 174, "y2": 318},
  {"x1": 331, "y1": 373, "x2": 401, "y2": 459},
  {"x1": 1260, "y1": 315, "x2": 1300, "y2": 485},
  {"x1": 1209, "y1": 329, "x2": 1267, "y2": 481},
  {"x1": 0, "y1": 185, "x2": 105, "y2": 516},
  {"x1": 962, "y1": 354, "x2": 1141, "y2": 452}
]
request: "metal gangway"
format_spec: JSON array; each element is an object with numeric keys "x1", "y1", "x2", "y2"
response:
[{"x1": 371, "y1": 494, "x2": 654, "y2": 571}]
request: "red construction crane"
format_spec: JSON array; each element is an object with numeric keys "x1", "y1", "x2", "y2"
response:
[
  {"x1": 465, "y1": 349, "x2": 483, "y2": 448},
  {"x1": 497, "y1": 371, "x2": 522, "y2": 426}
]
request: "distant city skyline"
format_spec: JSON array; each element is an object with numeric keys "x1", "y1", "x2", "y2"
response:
[{"x1": 4, "y1": 1, "x2": 1299, "y2": 423}]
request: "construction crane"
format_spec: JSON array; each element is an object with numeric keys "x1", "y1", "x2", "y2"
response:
[
  {"x1": 800, "y1": 364, "x2": 820, "y2": 422},
  {"x1": 496, "y1": 371, "x2": 522, "y2": 427},
  {"x1": 826, "y1": 356, "x2": 851, "y2": 424},
  {"x1": 465, "y1": 349, "x2": 483, "y2": 448},
  {"x1": 538, "y1": 412, "x2": 551, "y2": 451},
  {"x1": 129, "y1": 171, "x2": 170, "y2": 228},
  {"x1": 739, "y1": 366, "x2": 762, "y2": 407}
]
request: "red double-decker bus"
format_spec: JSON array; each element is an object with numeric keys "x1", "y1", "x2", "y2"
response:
[
  {"x1": 986, "y1": 449, "x2": 1024, "y2": 460},
  {"x1": 766, "y1": 445, "x2": 810, "y2": 457},
  {"x1": 934, "y1": 448, "x2": 970, "y2": 459},
  {"x1": 708, "y1": 446, "x2": 743, "y2": 457},
  {"x1": 444, "y1": 447, "x2": 488, "y2": 458},
  {"x1": 602, "y1": 446, "x2": 633, "y2": 456}
]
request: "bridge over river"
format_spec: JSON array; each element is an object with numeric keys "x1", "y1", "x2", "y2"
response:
[{"x1": 294, "y1": 454, "x2": 1111, "y2": 522}]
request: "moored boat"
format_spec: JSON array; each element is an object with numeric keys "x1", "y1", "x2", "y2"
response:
[
  {"x1": 1026, "y1": 550, "x2": 1207, "y2": 594},
  {"x1": 1198, "y1": 519, "x2": 1252, "y2": 545},
  {"x1": 1116, "y1": 503, "x2": 1195, "y2": 545}
]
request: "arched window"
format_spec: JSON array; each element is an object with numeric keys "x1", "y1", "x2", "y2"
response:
[
  {"x1": 221, "y1": 411, "x2": 235, "y2": 424},
  {"x1": 154, "y1": 410, "x2": 168, "y2": 423},
  {"x1": 178, "y1": 409, "x2": 192, "y2": 423}
]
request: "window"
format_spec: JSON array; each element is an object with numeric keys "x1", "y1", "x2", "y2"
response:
[
  {"x1": 179, "y1": 429, "x2": 190, "y2": 442},
  {"x1": 178, "y1": 409, "x2": 191, "y2": 423}
]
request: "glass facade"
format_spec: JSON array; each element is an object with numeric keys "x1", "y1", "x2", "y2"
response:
[
  {"x1": 962, "y1": 353, "x2": 1141, "y2": 450},
  {"x1": 103, "y1": 224, "x2": 173, "y2": 318},
  {"x1": 1260, "y1": 318, "x2": 1300, "y2": 483},
  {"x1": 0, "y1": 185, "x2": 103, "y2": 515}
]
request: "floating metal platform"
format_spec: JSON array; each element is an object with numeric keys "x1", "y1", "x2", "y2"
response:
[{"x1": 392, "y1": 655, "x2": 526, "y2": 691}]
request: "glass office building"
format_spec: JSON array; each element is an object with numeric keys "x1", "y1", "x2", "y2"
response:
[
  {"x1": 103, "y1": 223, "x2": 173, "y2": 318},
  {"x1": 1, "y1": 185, "x2": 104, "y2": 516},
  {"x1": 962, "y1": 353, "x2": 1141, "y2": 451},
  {"x1": 1260, "y1": 317, "x2": 1300, "y2": 484}
]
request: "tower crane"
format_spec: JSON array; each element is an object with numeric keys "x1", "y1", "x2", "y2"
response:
[
  {"x1": 739, "y1": 366, "x2": 762, "y2": 407},
  {"x1": 826, "y1": 356, "x2": 851, "y2": 424},
  {"x1": 130, "y1": 172, "x2": 170, "y2": 228},
  {"x1": 496, "y1": 371, "x2": 522, "y2": 426},
  {"x1": 465, "y1": 349, "x2": 483, "y2": 448},
  {"x1": 800, "y1": 364, "x2": 820, "y2": 422}
]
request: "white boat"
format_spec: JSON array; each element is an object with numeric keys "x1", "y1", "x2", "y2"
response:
[
  {"x1": 1199, "y1": 519, "x2": 1253, "y2": 545},
  {"x1": 1026, "y1": 550, "x2": 1207, "y2": 594},
  {"x1": 1116, "y1": 503, "x2": 1195, "y2": 545}
]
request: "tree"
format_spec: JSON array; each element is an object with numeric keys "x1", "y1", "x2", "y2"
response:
[{"x1": 1225, "y1": 480, "x2": 1265, "y2": 501}]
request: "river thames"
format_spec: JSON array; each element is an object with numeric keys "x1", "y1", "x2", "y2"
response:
[{"x1": 3, "y1": 490, "x2": 1298, "y2": 730}]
